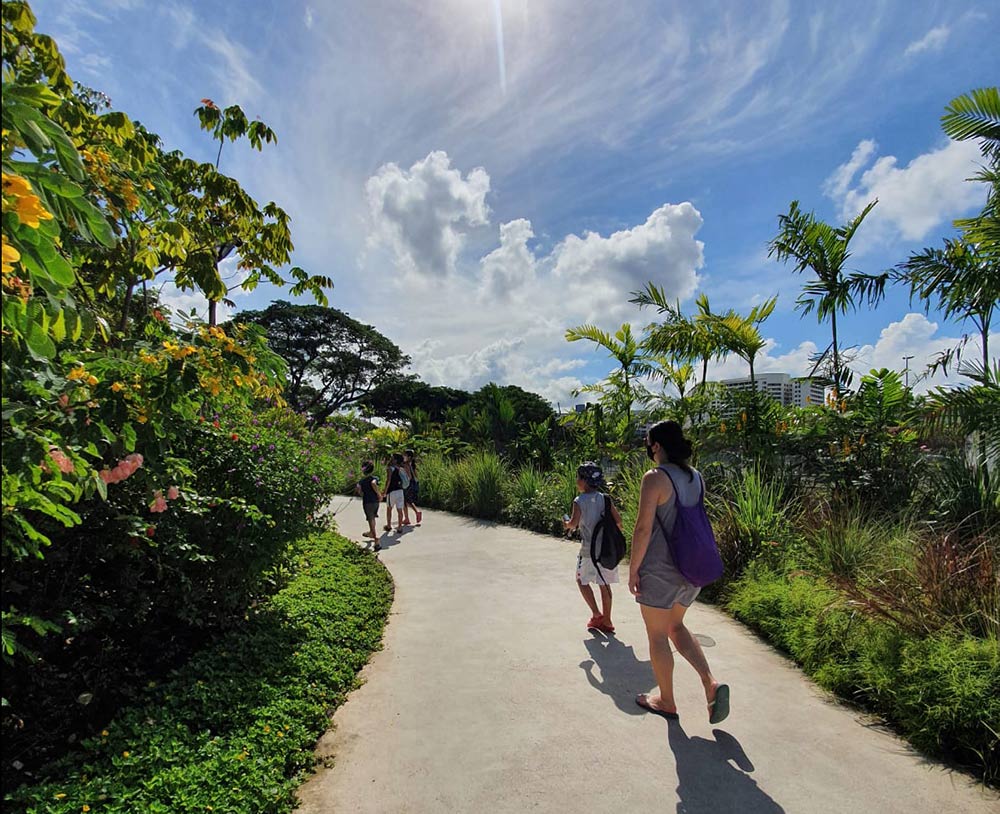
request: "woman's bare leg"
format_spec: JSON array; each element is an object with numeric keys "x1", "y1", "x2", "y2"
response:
[
  {"x1": 640, "y1": 604, "x2": 677, "y2": 713},
  {"x1": 664, "y1": 603, "x2": 720, "y2": 708}
]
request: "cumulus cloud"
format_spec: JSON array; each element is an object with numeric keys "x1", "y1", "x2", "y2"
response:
[
  {"x1": 704, "y1": 313, "x2": 994, "y2": 396},
  {"x1": 365, "y1": 151, "x2": 490, "y2": 277},
  {"x1": 408, "y1": 336, "x2": 587, "y2": 406},
  {"x1": 903, "y1": 26, "x2": 950, "y2": 57},
  {"x1": 479, "y1": 219, "x2": 537, "y2": 300},
  {"x1": 824, "y1": 138, "x2": 984, "y2": 249},
  {"x1": 855, "y1": 312, "x2": 998, "y2": 392},
  {"x1": 551, "y1": 203, "x2": 704, "y2": 321}
]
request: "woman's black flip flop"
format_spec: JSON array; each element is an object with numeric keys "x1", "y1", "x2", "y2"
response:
[{"x1": 635, "y1": 694, "x2": 679, "y2": 719}]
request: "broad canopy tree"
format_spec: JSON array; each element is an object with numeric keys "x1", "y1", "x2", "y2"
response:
[{"x1": 236, "y1": 301, "x2": 409, "y2": 422}]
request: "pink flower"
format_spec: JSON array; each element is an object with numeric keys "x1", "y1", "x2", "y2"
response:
[
  {"x1": 167, "y1": 486, "x2": 180, "y2": 500},
  {"x1": 150, "y1": 491, "x2": 168, "y2": 513},
  {"x1": 99, "y1": 469, "x2": 114, "y2": 484},
  {"x1": 47, "y1": 448, "x2": 74, "y2": 474}
]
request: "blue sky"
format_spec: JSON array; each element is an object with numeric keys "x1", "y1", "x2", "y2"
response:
[{"x1": 36, "y1": 0, "x2": 1000, "y2": 403}]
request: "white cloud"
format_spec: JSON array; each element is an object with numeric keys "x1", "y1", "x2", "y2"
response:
[
  {"x1": 479, "y1": 219, "x2": 536, "y2": 300},
  {"x1": 824, "y1": 138, "x2": 984, "y2": 249},
  {"x1": 304, "y1": 6, "x2": 314, "y2": 29},
  {"x1": 704, "y1": 313, "x2": 995, "y2": 395},
  {"x1": 855, "y1": 312, "x2": 998, "y2": 392},
  {"x1": 365, "y1": 151, "x2": 491, "y2": 277},
  {"x1": 903, "y1": 25, "x2": 950, "y2": 57},
  {"x1": 551, "y1": 203, "x2": 704, "y2": 321}
]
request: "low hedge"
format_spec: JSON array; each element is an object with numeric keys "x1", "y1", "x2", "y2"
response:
[
  {"x1": 6, "y1": 532, "x2": 393, "y2": 813},
  {"x1": 727, "y1": 565, "x2": 1000, "y2": 783}
]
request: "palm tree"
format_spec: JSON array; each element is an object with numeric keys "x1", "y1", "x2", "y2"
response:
[
  {"x1": 897, "y1": 240, "x2": 998, "y2": 375},
  {"x1": 768, "y1": 200, "x2": 888, "y2": 398},
  {"x1": 711, "y1": 297, "x2": 777, "y2": 395},
  {"x1": 632, "y1": 285, "x2": 727, "y2": 391},
  {"x1": 942, "y1": 87, "x2": 999, "y2": 263},
  {"x1": 565, "y1": 322, "x2": 651, "y2": 432}
]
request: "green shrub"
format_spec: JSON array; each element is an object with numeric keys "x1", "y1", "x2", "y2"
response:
[
  {"x1": 5, "y1": 531, "x2": 393, "y2": 813},
  {"x1": 803, "y1": 508, "x2": 905, "y2": 581},
  {"x1": 504, "y1": 465, "x2": 571, "y2": 534},
  {"x1": 727, "y1": 565, "x2": 1000, "y2": 782}
]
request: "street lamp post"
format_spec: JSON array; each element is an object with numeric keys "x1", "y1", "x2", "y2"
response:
[{"x1": 902, "y1": 355, "x2": 914, "y2": 389}]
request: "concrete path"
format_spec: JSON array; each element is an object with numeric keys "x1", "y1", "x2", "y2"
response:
[{"x1": 297, "y1": 501, "x2": 996, "y2": 814}]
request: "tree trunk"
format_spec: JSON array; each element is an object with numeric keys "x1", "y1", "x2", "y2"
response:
[
  {"x1": 830, "y1": 310, "x2": 841, "y2": 401},
  {"x1": 208, "y1": 299, "x2": 218, "y2": 327},
  {"x1": 119, "y1": 280, "x2": 135, "y2": 335}
]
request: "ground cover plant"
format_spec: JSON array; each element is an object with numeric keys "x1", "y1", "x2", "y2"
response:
[{"x1": 5, "y1": 531, "x2": 393, "y2": 814}]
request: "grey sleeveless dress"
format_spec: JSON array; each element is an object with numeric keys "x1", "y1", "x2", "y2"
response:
[{"x1": 635, "y1": 463, "x2": 702, "y2": 609}]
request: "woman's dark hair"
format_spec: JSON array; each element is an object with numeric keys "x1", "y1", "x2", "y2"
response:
[
  {"x1": 392, "y1": 452, "x2": 405, "y2": 465},
  {"x1": 362, "y1": 460, "x2": 374, "y2": 475},
  {"x1": 648, "y1": 420, "x2": 694, "y2": 481}
]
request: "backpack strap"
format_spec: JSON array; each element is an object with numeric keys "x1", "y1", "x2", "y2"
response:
[{"x1": 590, "y1": 493, "x2": 609, "y2": 587}]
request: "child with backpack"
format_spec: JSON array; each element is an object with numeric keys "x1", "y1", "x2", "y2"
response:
[
  {"x1": 384, "y1": 453, "x2": 407, "y2": 533},
  {"x1": 403, "y1": 449, "x2": 422, "y2": 526},
  {"x1": 564, "y1": 462, "x2": 624, "y2": 634},
  {"x1": 355, "y1": 460, "x2": 383, "y2": 550}
]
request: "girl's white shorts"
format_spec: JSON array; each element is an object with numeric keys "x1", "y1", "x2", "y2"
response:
[
  {"x1": 577, "y1": 552, "x2": 619, "y2": 585},
  {"x1": 387, "y1": 489, "x2": 405, "y2": 510}
]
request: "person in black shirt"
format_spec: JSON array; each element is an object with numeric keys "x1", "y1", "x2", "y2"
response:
[{"x1": 356, "y1": 460, "x2": 383, "y2": 548}]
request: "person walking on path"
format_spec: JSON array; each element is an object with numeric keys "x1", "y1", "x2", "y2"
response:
[
  {"x1": 355, "y1": 460, "x2": 383, "y2": 550},
  {"x1": 384, "y1": 453, "x2": 407, "y2": 533},
  {"x1": 630, "y1": 421, "x2": 729, "y2": 724},
  {"x1": 564, "y1": 462, "x2": 623, "y2": 635},
  {"x1": 403, "y1": 449, "x2": 422, "y2": 526}
]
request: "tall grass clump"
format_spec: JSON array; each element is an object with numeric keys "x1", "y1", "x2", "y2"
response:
[
  {"x1": 455, "y1": 452, "x2": 509, "y2": 519},
  {"x1": 802, "y1": 506, "x2": 904, "y2": 581},
  {"x1": 713, "y1": 466, "x2": 793, "y2": 581},
  {"x1": 415, "y1": 452, "x2": 458, "y2": 510}
]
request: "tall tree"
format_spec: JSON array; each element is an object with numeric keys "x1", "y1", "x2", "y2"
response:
[
  {"x1": 632, "y1": 285, "x2": 727, "y2": 392},
  {"x1": 566, "y1": 322, "x2": 651, "y2": 430},
  {"x1": 712, "y1": 297, "x2": 778, "y2": 394},
  {"x1": 235, "y1": 301, "x2": 409, "y2": 421},
  {"x1": 897, "y1": 241, "x2": 997, "y2": 376},
  {"x1": 942, "y1": 87, "x2": 1000, "y2": 260},
  {"x1": 768, "y1": 201, "x2": 887, "y2": 398}
]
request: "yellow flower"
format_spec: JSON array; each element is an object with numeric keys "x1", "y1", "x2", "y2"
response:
[
  {"x1": 101, "y1": 729, "x2": 109, "y2": 737},
  {"x1": 83, "y1": 806, "x2": 91, "y2": 812},
  {"x1": 136, "y1": 411, "x2": 148, "y2": 424},
  {"x1": 67, "y1": 367, "x2": 89, "y2": 381},
  {"x1": 276, "y1": 731, "x2": 284, "y2": 738},
  {"x1": 235, "y1": 751, "x2": 247, "y2": 761},
  {"x1": 2, "y1": 235, "x2": 20, "y2": 275},
  {"x1": 2, "y1": 172, "x2": 33, "y2": 198},
  {"x1": 263, "y1": 725, "x2": 271, "y2": 733},
  {"x1": 111, "y1": 382, "x2": 124, "y2": 393},
  {"x1": 54, "y1": 793, "x2": 67, "y2": 800},
  {"x1": 122, "y1": 751, "x2": 130, "y2": 758},
  {"x1": 86, "y1": 375, "x2": 99, "y2": 386},
  {"x1": 14, "y1": 193, "x2": 54, "y2": 228}
]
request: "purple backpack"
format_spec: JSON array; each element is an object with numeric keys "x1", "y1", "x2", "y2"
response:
[{"x1": 655, "y1": 465, "x2": 724, "y2": 587}]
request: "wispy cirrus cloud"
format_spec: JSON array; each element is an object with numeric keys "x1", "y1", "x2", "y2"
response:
[{"x1": 903, "y1": 25, "x2": 950, "y2": 57}]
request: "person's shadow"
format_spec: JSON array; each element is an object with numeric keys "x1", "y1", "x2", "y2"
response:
[
  {"x1": 667, "y1": 719, "x2": 784, "y2": 814},
  {"x1": 579, "y1": 634, "x2": 653, "y2": 715},
  {"x1": 579, "y1": 635, "x2": 783, "y2": 813}
]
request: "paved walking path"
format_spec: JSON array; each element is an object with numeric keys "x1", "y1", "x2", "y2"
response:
[{"x1": 297, "y1": 501, "x2": 996, "y2": 814}]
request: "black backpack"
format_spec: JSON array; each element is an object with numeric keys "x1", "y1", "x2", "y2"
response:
[{"x1": 591, "y1": 495, "x2": 627, "y2": 582}]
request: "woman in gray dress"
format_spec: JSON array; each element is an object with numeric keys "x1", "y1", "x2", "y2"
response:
[{"x1": 629, "y1": 421, "x2": 729, "y2": 723}]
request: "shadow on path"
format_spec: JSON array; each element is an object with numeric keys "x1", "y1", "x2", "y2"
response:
[
  {"x1": 579, "y1": 634, "x2": 653, "y2": 715},
  {"x1": 667, "y1": 719, "x2": 785, "y2": 814}
]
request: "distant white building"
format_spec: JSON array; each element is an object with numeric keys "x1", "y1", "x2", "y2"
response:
[{"x1": 712, "y1": 373, "x2": 828, "y2": 412}]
